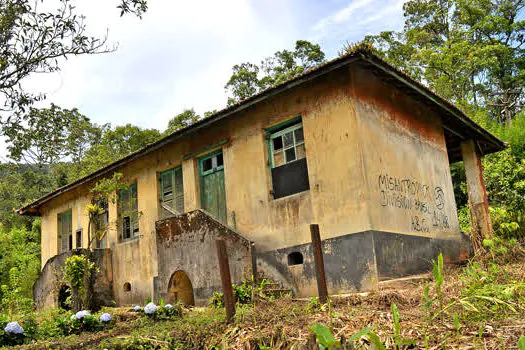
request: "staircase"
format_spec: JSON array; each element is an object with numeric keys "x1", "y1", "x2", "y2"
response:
[{"x1": 255, "y1": 271, "x2": 293, "y2": 298}]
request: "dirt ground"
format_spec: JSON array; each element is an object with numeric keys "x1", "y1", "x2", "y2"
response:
[{"x1": 17, "y1": 258, "x2": 525, "y2": 349}]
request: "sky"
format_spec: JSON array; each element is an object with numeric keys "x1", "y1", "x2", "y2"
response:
[{"x1": 1, "y1": 0, "x2": 406, "y2": 159}]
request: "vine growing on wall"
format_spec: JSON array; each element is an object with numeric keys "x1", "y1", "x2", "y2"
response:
[
  {"x1": 87, "y1": 172, "x2": 127, "y2": 249},
  {"x1": 62, "y1": 255, "x2": 96, "y2": 312}
]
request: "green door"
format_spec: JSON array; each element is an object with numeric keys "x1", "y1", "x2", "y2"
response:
[{"x1": 199, "y1": 150, "x2": 227, "y2": 223}]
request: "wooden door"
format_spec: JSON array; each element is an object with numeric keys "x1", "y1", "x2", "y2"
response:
[{"x1": 199, "y1": 150, "x2": 227, "y2": 223}]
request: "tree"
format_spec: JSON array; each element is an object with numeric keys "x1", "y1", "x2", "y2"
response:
[
  {"x1": 362, "y1": 0, "x2": 525, "y2": 125},
  {"x1": 2, "y1": 104, "x2": 104, "y2": 174},
  {"x1": 79, "y1": 124, "x2": 161, "y2": 177},
  {"x1": 225, "y1": 40, "x2": 326, "y2": 104},
  {"x1": 0, "y1": 0, "x2": 148, "y2": 114},
  {"x1": 165, "y1": 109, "x2": 200, "y2": 134}
]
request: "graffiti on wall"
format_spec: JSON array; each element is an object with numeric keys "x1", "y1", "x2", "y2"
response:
[{"x1": 378, "y1": 173, "x2": 449, "y2": 232}]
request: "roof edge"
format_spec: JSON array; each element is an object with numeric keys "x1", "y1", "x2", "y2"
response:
[
  {"x1": 360, "y1": 53, "x2": 506, "y2": 151},
  {"x1": 17, "y1": 54, "x2": 362, "y2": 215}
]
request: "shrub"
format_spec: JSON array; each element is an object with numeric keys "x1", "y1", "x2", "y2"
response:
[
  {"x1": 62, "y1": 254, "x2": 97, "y2": 311},
  {"x1": 210, "y1": 278, "x2": 268, "y2": 307},
  {"x1": 0, "y1": 321, "x2": 26, "y2": 346}
]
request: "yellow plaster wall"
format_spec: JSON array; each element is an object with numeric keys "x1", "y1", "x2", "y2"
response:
[
  {"x1": 350, "y1": 66, "x2": 460, "y2": 238},
  {"x1": 38, "y1": 64, "x2": 461, "y2": 303}
]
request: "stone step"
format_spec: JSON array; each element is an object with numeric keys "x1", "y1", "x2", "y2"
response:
[
  {"x1": 260, "y1": 282, "x2": 282, "y2": 289},
  {"x1": 261, "y1": 288, "x2": 292, "y2": 298}
]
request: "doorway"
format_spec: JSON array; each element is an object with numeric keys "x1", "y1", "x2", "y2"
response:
[
  {"x1": 199, "y1": 150, "x2": 227, "y2": 223},
  {"x1": 167, "y1": 270, "x2": 195, "y2": 306}
]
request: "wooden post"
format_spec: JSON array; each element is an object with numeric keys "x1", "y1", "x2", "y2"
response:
[
  {"x1": 460, "y1": 139, "x2": 493, "y2": 253},
  {"x1": 250, "y1": 242, "x2": 257, "y2": 282},
  {"x1": 310, "y1": 224, "x2": 328, "y2": 303},
  {"x1": 216, "y1": 239, "x2": 235, "y2": 322}
]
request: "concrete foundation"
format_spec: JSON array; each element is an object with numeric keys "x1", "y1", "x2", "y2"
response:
[
  {"x1": 33, "y1": 249, "x2": 114, "y2": 311},
  {"x1": 153, "y1": 210, "x2": 253, "y2": 306},
  {"x1": 256, "y1": 230, "x2": 471, "y2": 298}
]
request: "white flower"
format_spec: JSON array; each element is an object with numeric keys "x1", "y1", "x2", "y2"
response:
[
  {"x1": 99, "y1": 313, "x2": 111, "y2": 322},
  {"x1": 133, "y1": 305, "x2": 141, "y2": 312},
  {"x1": 144, "y1": 302, "x2": 157, "y2": 314},
  {"x1": 70, "y1": 314, "x2": 76, "y2": 320},
  {"x1": 4, "y1": 321, "x2": 24, "y2": 334},
  {"x1": 164, "y1": 304, "x2": 173, "y2": 309},
  {"x1": 75, "y1": 310, "x2": 90, "y2": 319}
]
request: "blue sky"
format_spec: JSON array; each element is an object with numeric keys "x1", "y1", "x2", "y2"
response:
[{"x1": 1, "y1": 0, "x2": 406, "y2": 159}]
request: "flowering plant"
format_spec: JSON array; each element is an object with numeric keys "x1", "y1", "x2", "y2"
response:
[
  {"x1": 4, "y1": 321, "x2": 24, "y2": 334},
  {"x1": 164, "y1": 304, "x2": 173, "y2": 309},
  {"x1": 99, "y1": 313, "x2": 111, "y2": 323},
  {"x1": 2, "y1": 321, "x2": 25, "y2": 345},
  {"x1": 144, "y1": 302, "x2": 157, "y2": 314},
  {"x1": 133, "y1": 305, "x2": 141, "y2": 312},
  {"x1": 75, "y1": 310, "x2": 90, "y2": 319}
]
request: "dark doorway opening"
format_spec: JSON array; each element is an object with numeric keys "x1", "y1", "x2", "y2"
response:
[
  {"x1": 167, "y1": 270, "x2": 195, "y2": 306},
  {"x1": 58, "y1": 285, "x2": 71, "y2": 310}
]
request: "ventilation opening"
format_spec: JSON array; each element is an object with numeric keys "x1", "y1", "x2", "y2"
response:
[
  {"x1": 287, "y1": 252, "x2": 304, "y2": 266},
  {"x1": 123, "y1": 282, "x2": 131, "y2": 292}
]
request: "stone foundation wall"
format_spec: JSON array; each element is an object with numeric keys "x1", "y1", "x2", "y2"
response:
[{"x1": 33, "y1": 249, "x2": 114, "y2": 310}]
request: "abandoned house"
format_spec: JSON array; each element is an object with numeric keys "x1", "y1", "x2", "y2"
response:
[{"x1": 18, "y1": 46, "x2": 505, "y2": 309}]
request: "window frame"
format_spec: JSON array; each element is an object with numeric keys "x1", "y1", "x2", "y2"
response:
[
  {"x1": 268, "y1": 122, "x2": 305, "y2": 169},
  {"x1": 265, "y1": 116, "x2": 310, "y2": 199},
  {"x1": 159, "y1": 165, "x2": 184, "y2": 217},
  {"x1": 118, "y1": 183, "x2": 139, "y2": 241},
  {"x1": 58, "y1": 209, "x2": 73, "y2": 253}
]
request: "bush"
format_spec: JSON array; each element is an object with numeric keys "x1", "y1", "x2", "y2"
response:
[
  {"x1": 0, "y1": 320, "x2": 26, "y2": 346},
  {"x1": 62, "y1": 254, "x2": 97, "y2": 311},
  {"x1": 210, "y1": 278, "x2": 269, "y2": 307}
]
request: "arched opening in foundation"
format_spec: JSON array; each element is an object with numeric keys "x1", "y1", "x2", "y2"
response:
[
  {"x1": 167, "y1": 270, "x2": 195, "y2": 306},
  {"x1": 123, "y1": 282, "x2": 131, "y2": 292},
  {"x1": 58, "y1": 285, "x2": 71, "y2": 310}
]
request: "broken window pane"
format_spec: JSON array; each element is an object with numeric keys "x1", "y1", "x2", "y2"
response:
[
  {"x1": 294, "y1": 128, "x2": 304, "y2": 143},
  {"x1": 203, "y1": 157, "x2": 213, "y2": 172},
  {"x1": 267, "y1": 121, "x2": 309, "y2": 198},
  {"x1": 285, "y1": 147, "x2": 296, "y2": 162},
  {"x1": 123, "y1": 216, "x2": 131, "y2": 239},
  {"x1": 283, "y1": 132, "x2": 294, "y2": 148},
  {"x1": 274, "y1": 151, "x2": 284, "y2": 167},
  {"x1": 273, "y1": 136, "x2": 283, "y2": 151},
  {"x1": 296, "y1": 144, "x2": 306, "y2": 159}
]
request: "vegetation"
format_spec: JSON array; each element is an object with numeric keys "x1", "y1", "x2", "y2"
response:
[
  {"x1": 0, "y1": 245, "x2": 523, "y2": 348},
  {"x1": 0, "y1": 0, "x2": 524, "y2": 347}
]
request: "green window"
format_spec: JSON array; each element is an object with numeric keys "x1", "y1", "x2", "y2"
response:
[
  {"x1": 267, "y1": 118, "x2": 310, "y2": 199},
  {"x1": 118, "y1": 183, "x2": 139, "y2": 241},
  {"x1": 159, "y1": 166, "x2": 184, "y2": 218},
  {"x1": 58, "y1": 210, "x2": 72, "y2": 252},
  {"x1": 269, "y1": 122, "x2": 306, "y2": 168}
]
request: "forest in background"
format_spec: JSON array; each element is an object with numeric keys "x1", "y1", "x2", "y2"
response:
[{"x1": 0, "y1": 0, "x2": 524, "y2": 313}]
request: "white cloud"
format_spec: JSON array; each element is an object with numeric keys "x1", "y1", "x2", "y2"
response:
[
  {"x1": 0, "y1": 0, "x2": 406, "y2": 159},
  {"x1": 21, "y1": 0, "x2": 300, "y2": 131},
  {"x1": 310, "y1": 0, "x2": 405, "y2": 49}
]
